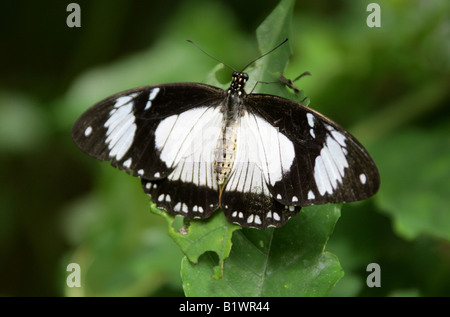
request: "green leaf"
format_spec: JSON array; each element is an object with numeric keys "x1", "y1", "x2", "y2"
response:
[
  {"x1": 150, "y1": 204, "x2": 240, "y2": 278},
  {"x1": 251, "y1": 0, "x2": 310, "y2": 103},
  {"x1": 181, "y1": 205, "x2": 343, "y2": 296},
  {"x1": 249, "y1": 0, "x2": 295, "y2": 96},
  {"x1": 372, "y1": 123, "x2": 450, "y2": 241}
]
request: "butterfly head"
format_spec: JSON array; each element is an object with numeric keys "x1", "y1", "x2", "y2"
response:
[{"x1": 229, "y1": 71, "x2": 249, "y2": 96}]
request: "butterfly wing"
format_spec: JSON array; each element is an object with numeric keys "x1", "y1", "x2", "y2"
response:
[
  {"x1": 141, "y1": 105, "x2": 224, "y2": 219},
  {"x1": 221, "y1": 110, "x2": 301, "y2": 228},
  {"x1": 72, "y1": 83, "x2": 226, "y2": 218},
  {"x1": 221, "y1": 94, "x2": 379, "y2": 228},
  {"x1": 245, "y1": 94, "x2": 380, "y2": 206}
]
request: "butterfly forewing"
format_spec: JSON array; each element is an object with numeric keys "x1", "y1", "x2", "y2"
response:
[
  {"x1": 72, "y1": 83, "x2": 225, "y2": 177},
  {"x1": 245, "y1": 94, "x2": 380, "y2": 207}
]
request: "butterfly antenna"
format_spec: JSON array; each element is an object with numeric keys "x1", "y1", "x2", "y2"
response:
[
  {"x1": 187, "y1": 40, "x2": 237, "y2": 72},
  {"x1": 241, "y1": 38, "x2": 289, "y2": 72}
]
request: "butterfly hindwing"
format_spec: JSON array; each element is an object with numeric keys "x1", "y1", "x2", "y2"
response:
[
  {"x1": 220, "y1": 110, "x2": 302, "y2": 228},
  {"x1": 221, "y1": 161, "x2": 301, "y2": 229},
  {"x1": 142, "y1": 178, "x2": 219, "y2": 219}
]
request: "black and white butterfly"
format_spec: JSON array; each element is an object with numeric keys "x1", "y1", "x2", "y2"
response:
[{"x1": 72, "y1": 44, "x2": 379, "y2": 230}]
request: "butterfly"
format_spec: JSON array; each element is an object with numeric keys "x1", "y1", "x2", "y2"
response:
[{"x1": 72, "y1": 41, "x2": 380, "y2": 229}]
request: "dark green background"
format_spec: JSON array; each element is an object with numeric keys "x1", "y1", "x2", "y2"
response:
[{"x1": 0, "y1": 0, "x2": 449, "y2": 296}]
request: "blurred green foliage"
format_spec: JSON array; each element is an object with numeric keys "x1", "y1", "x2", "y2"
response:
[{"x1": 0, "y1": 0, "x2": 449, "y2": 297}]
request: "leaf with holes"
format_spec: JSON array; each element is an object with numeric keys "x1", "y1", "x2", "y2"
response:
[
  {"x1": 150, "y1": 204, "x2": 240, "y2": 278},
  {"x1": 181, "y1": 205, "x2": 343, "y2": 296}
]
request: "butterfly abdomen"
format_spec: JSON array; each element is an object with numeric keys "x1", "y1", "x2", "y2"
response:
[
  {"x1": 213, "y1": 88, "x2": 243, "y2": 186},
  {"x1": 214, "y1": 119, "x2": 238, "y2": 185}
]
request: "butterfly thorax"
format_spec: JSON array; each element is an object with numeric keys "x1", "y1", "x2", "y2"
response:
[
  {"x1": 214, "y1": 72, "x2": 248, "y2": 185},
  {"x1": 228, "y1": 71, "x2": 249, "y2": 96}
]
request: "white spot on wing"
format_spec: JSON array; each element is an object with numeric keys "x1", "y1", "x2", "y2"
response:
[
  {"x1": 104, "y1": 94, "x2": 138, "y2": 161},
  {"x1": 273, "y1": 212, "x2": 280, "y2": 221},
  {"x1": 314, "y1": 133, "x2": 349, "y2": 196},
  {"x1": 149, "y1": 87, "x2": 160, "y2": 100},
  {"x1": 326, "y1": 136, "x2": 348, "y2": 176},
  {"x1": 360, "y1": 173, "x2": 367, "y2": 184},
  {"x1": 314, "y1": 156, "x2": 331, "y2": 196},
  {"x1": 307, "y1": 113, "x2": 315, "y2": 127},
  {"x1": 144, "y1": 87, "x2": 160, "y2": 110},
  {"x1": 84, "y1": 126, "x2": 92, "y2": 136},
  {"x1": 123, "y1": 158, "x2": 132, "y2": 168},
  {"x1": 320, "y1": 145, "x2": 340, "y2": 190},
  {"x1": 330, "y1": 130, "x2": 347, "y2": 147},
  {"x1": 308, "y1": 190, "x2": 315, "y2": 200}
]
